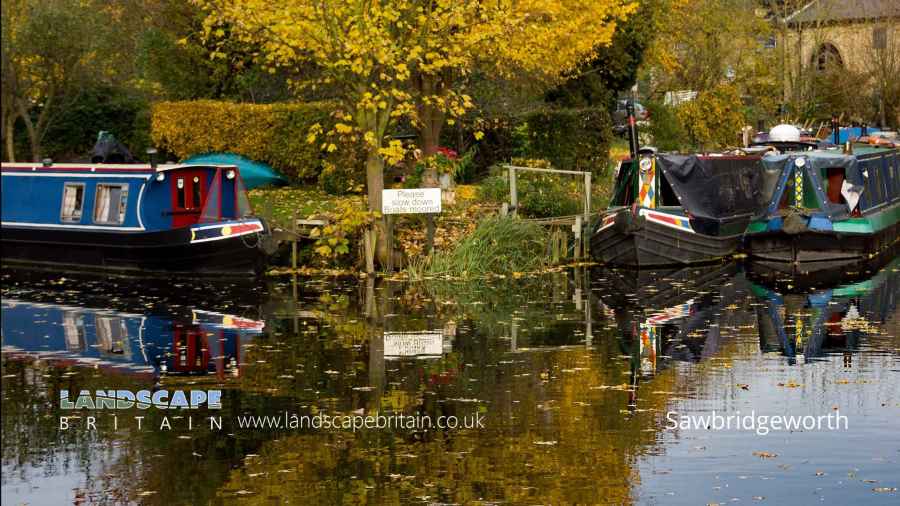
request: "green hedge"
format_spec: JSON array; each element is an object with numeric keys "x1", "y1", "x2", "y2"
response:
[
  {"x1": 151, "y1": 100, "x2": 363, "y2": 184},
  {"x1": 521, "y1": 108, "x2": 612, "y2": 173},
  {"x1": 444, "y1": 107, "x2": 613, "y2": 178}
]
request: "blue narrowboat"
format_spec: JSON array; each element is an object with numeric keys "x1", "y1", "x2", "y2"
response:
[
  {"x1": 1, "y1": 161, "x2": 270, "y2": 275},
  {"x1": 744, "y1": 145, "x2": 899, "y2": 276}
]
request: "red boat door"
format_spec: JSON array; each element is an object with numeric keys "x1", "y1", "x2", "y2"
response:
[
  {"x1": 171, "y1": 327, "x2": 210, "y2": 374},
  {"x1": 170, "y1": 170, "x2": 207, "y2": 227}
]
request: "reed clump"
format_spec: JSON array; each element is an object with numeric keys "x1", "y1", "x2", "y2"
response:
[{"x1": 426, "y1": 217, "x2": 550, "y2": 278}]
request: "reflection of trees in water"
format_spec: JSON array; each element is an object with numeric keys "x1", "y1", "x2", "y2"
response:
[
  {"x1": 1, "y1": 358, "x2": 144, "y2": 502},
  {"x1": 214, "y1": 272, "x2": 679, "y2": 504},
  {"x1": 217, "y1": 346, "x2": 678, "y2": 504},
  {"x1": 1, "y1": 269, "x2": 687, "y2": 504}
]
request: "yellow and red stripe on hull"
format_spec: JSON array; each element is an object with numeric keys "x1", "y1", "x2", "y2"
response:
[
  {"x1": 638, "y1": 209, "x2": 694, "y2": 234},
  {"x1": 190, "y1": 219, "x2": 264, "y2": 244}
]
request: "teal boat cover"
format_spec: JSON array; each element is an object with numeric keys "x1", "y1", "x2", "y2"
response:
[{"x1": 183, "y1": 153, "x2": 288, "y2": 189}]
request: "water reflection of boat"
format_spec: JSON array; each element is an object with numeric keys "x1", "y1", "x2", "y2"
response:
[
  {"x1": 595, "y1": 264, "x2": 743, "y2": 378},
  {"x1": 592, "y1": 263, "x2": 737, "y2": 309},
  {"x1": 752, "y1": 260, "x2": 898, "y2": 365},
  {"x1": 1, "y1": 299, "x2": 263, "y2": 378}
]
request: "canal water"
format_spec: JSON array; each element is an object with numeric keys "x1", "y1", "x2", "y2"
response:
[{"x1": 1, "y1": 262, "x2": 898, "y2": 505}]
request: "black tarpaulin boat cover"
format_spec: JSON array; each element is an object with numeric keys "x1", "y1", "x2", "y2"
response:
[
  {"x1": 759, "y1": 152, "x2": 866, "y2": 218},
  {"x1": 656, "y1": 155, "x2": 765, "y2": 222}
]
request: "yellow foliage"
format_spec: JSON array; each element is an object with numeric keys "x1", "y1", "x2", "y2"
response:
[
  {"x1": 150, "y1": 100, "x2": 362, "y2": 181},
  {"x1": 676, "y1": 84, "x2": 747, "y2": 150},
  {"x1": 198, "y1": 0, "x2": 637, "y2": 204}
]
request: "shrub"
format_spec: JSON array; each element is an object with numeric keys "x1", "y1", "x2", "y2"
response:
[
  {"x1": 317, "y1": 161, "x2": 365, "y2": 195},
  {"x1": 41, "y1": 85, "x2": 150, "y2": 162},
  {"x1": 477, "y1": 163, "x2": 582, "y2": 218},
  {"x1": 428, "y1": 217, "x2": 550, "y2": 277},
  {"x1": 477, "y1": 167, "x2": 511, "y2": 203},
  {"x1": 309, "y1": 201, "x2": 378, "y2": 266},
  {"x1": 522, "y1": 107, "x2": 613, "y2": 174},
  {"x1": 150, "y1": 100, "x2": 363, "y2": 184},
  {"x1": 677, "y1": 84, "x2": 747, "y2": 150},
  {"x1": 442, "y1": 107, "x2": 614, "y2": 179},
  {"x1": 645, "y1": 101, "x2": 689, "y2": 152}
]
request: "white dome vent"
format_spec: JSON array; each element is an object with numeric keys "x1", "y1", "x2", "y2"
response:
[{"x1": 769, "y1": 124, "x2": 801, "y2": 142}]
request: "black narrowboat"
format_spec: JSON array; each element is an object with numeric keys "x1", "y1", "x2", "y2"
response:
[
  {"x1": 1, "y1": 161, "x2": 270, "y2": 276},
  {"x1": 591, "y1": 153, "x2": 764, "y2": 267}
]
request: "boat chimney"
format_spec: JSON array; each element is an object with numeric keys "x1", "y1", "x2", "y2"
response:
[
  {"x1": 626, "y1": 101, "x2": 640, "y2": 160},
  {"x1": 146, "y1": 147, "x2": 158, "y2": 169},
  {"x1": 831, "y1": 115, "x2": 840, "y2": 145}
]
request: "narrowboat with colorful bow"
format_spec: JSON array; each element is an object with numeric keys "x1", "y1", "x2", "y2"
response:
[
  {"x1": 1, "y1": 161, "x2": 270, "y2": 276},
  {"x1": 591, "y1": 153, "x2": 765, "y2": 267},
  {"x1": 744, "y1": 145, "x2": 899, "y2": 276}
]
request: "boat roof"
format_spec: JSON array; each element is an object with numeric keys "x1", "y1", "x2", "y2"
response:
[{"x1": 0, "y1": 162, "x2": 239, "y2": 174}]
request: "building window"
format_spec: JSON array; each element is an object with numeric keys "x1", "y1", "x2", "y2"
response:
[
  {"x1": 60, "y1": 183, "x2": 85, "y2": 222},
  {"x1": 815, "y1": 43, "x2": 843, "y2": 72},
  {"x1": 93, "y1": 183, "x2": 129, "y2": 225},
  {"x1": 873, "y1": 26, "x2": 887, "y2": 50}
]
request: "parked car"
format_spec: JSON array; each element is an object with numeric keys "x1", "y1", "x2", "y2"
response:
[{"x1": 612, "y1": 100, "x2": 649, "y2": 134}]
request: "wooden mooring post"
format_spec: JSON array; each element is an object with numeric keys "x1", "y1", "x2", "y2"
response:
[
  {"x1": 291, "y1": 209, "x2": 298, "y2": 271},
  {"x1": 573, "y1": 215, "x2": 582, "y2": 260},
  {"x1": 363, "y1": 227, "x2": 375, "y2": 275},
  {"x1": 508, "y1": 166, "x2": 518, "y2": 217},
  {"x1": 385, "y1": 215, "x2": 394, "y2": 273},
  {"x1": 583, "y1": 171, "x2": 591, "y2": 259}
]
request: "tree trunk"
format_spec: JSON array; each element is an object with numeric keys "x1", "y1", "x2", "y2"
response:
[
  {"x1": 366, "y1": 147, "x2": 390, "y2": 266},
  {"x1": 416, "y1": 74, "x2": 446, "y2": 188},
  {"x1": 16, "y1": 99, "x2": 40, "y2": 161},
  {"x1": 366, "y1": 147, "x2": 385, "y2": 214},
  {"x1": 4, "y1": 111, "x2": 15, "y2": 162}
]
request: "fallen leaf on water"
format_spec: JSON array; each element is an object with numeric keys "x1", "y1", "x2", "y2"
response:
[{"x1": 777, "y1": 381, "x2": 802, "y2": 388}]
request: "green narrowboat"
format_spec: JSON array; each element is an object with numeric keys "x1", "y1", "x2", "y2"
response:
[{"x1": 744, "y1": 145, "x2": 899, "y2": 276}]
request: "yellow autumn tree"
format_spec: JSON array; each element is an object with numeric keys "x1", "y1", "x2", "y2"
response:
[{"x1": 198, "y1": 0, "x2": 635, "y2": 260}]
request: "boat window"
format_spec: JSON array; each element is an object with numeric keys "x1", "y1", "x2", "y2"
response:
[
  {"x1": 865, "y1": 159, "x2": 884, "y2": 206},
  {"x1": 60, "y1": 183, "x2": 85, "y2": 222},
  {"x1": 96, "y1": 316, "x2": 128, "y2": 355},
  {"x1": 93, "y1": 183, "x2": 129, "y2": 225},
  {"x1": 825, "y1": 167, "x2": 845, "y2": 204},
  {"x1": 62, "y1": 312, "x2": 86, "y2": 351}
]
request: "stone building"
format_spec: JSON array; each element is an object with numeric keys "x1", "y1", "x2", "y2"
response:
[{"x1": 780, "y1": 0, "x2": 900, "y2": 126}]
